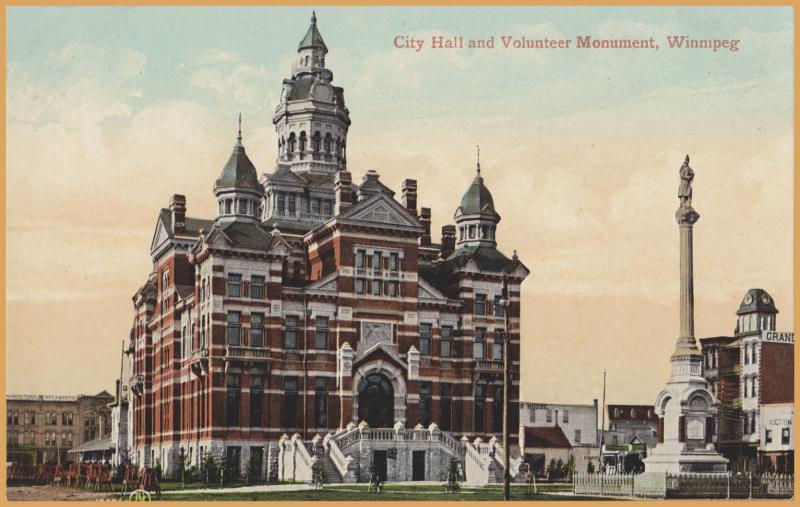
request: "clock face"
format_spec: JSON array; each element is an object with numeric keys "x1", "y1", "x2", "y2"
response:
[
  {"x1": 745, "y1": 294, "x2": 754, "y2": 305},
  {"x1": 761, "y1": 294, "x2": 771, "y2": 305}
]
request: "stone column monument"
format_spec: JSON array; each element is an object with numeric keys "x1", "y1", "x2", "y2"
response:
[{"x1": 642, "y1": 156, "x2": 728, "y2": 475}]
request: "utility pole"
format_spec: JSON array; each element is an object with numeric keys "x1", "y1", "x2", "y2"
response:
[
  {"x1": 501, "y1": 269, "x2": 511, "y2": 501},
  {"x1": 600, "y1": 369, "x2": 606, "y2": 472}
]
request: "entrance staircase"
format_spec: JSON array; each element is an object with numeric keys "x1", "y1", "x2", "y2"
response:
[{"x1": 277, "y1": 422, "x2": 522, "y2": 485}]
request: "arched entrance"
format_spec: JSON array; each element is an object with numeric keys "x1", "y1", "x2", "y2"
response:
[{"x1": 357, "y1": 372, "x2": 394, "y2": 427}]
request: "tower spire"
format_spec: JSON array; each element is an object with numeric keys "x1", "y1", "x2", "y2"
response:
[
  {"x1": 311, "y1": 10, "x2": 316, "y2": 24},
  {"x1": 476, "y1": 145, "x2": 481, "y2": 176},
  {"x1": 237, "y1": 113, "x2": 242, "y2": 144}
]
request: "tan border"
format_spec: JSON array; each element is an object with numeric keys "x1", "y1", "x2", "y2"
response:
[{"x1": 0, "y1": 1, "x2": 796, "y2": 506}]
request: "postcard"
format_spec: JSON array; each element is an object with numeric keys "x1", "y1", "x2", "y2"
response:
[{"x1": 4, "y1": 4, "x2": 794, "y2": 501}]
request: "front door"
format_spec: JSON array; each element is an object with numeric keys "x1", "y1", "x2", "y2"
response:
[
  {"x1": 412, "y1": 451, "x2": 426, "y2": 481},
  {"x1": 373, "y1": 450, "x2": 388, "y2": 482},
  {"x1": 358, "y1": 373, "x2": 394, "y2": 427}
]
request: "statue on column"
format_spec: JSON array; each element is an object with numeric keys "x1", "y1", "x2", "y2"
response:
[{"x1": 678, "y1": 155, "x2": 694, "y2": 207}]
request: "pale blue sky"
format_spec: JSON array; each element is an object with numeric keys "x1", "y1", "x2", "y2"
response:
[{"x1": 6, "y1": 7, "x2": 795, "y2": 403}]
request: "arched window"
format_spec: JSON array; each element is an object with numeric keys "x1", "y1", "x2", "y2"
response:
[
  {"x1": 287, "y1": 133, "x2": 297, "y2": 153},
  {"x1": 299, "y1": 131, "x2": 307, "y2": 152},
  {"x1": 312, "y1": 131, "x2": 321, "y2": 153},
  {"x1": 324, "y1": 133, "x2": 332, "y2": 154}
]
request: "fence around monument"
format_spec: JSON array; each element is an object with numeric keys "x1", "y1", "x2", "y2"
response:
[{"x1": 574, "y1": 472, "x2": 793, "y2": 499}]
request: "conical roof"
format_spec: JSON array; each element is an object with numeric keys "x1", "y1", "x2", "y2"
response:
[
  {"x1": 214, "y1": 128, "x2": 262, "y2": 194},
  {"x1": 298, "y1": 12, "x2": 328, "y2": 52},
  {"x1": 458, "y1": 169, "x2": 496, "y2": 216}
]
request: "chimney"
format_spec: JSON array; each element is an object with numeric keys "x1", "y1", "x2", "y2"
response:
[
  {"x1": 441, "y1": 225, "x2": 456, "y2": 258},
  {"x1": 334, "y1": 171, "x2": 353, "y2": 215},
  {"x1": 402, "y1": 179, "x2": 417, "y2": 212},
  {"x1": 418, "y1": 207, "x2": 431, "y2": 246},
  {"x1": 170, "y1": 194, "x2": 186, "y2": 234}
]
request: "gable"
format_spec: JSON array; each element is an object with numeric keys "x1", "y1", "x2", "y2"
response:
[
  {"x1": 339, "y1": 194, "x2": 422, "y2": 230},
  {"x1": 417, "y1": 278, "x2": 448, "y2": 301},
  {"x1": 149, "y1": 214, "x2": 171, "y2": 256}
]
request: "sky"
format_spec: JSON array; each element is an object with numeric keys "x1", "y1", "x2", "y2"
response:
[{"x1": 5, "y1": 7, "x2": 794, "y2": 410}]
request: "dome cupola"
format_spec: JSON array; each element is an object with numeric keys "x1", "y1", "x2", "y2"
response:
[
  {"x1": 454, "y1": 147, "x2": 500, "y2": 248},
  {"x1": 735, "y1": 288, "x2": 778, "y2": 334},
  {"x1": 214, "y1": 115, "x2": 265, "y2": 223}
]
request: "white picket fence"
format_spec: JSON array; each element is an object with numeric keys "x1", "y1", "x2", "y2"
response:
[{"x1": 574, "y1": 472, "x2": 794, "y2": 499}]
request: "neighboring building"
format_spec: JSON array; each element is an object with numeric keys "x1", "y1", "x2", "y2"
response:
[
  {"x1": 6, "y1": 392, "x2": 114, "y2": 465},
  {"x1": 519, "y1": 401, "x2": 599, "y2": 447},
  {"x1": 699, "y1": 288, "x2": 794, "y2": 474},
  {"x1": 518, "y1": 426, "x2": 593, "y2": 477},
  {"x1": 602, "y1": 404, "x2": 658, "y2": 473},
  {"x1": 127, "y1": 14, "x2": 529, "y2": 482}
]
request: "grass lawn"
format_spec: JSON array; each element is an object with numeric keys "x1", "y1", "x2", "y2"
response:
[{"x1": 159, "y1": 483, "x2": 613, "y2": 501}]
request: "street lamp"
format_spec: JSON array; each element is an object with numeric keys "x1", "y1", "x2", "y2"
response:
[{"x1": 500, "y1": 270, "x2": 511, "y2": 501}]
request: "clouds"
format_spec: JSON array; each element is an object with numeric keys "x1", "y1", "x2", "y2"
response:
[{"x1": 9, "y1": 41, "x2": 146, "y2": 129}]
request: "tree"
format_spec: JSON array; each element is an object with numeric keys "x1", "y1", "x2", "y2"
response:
[
  {"x1": 201, "y1": 453, "x2": 218, "y2": 486},
  {"x1": 176, "y1": 448, "x2": 187, "y2": 487},
  {"x1": 565, "y1": 455, "x2": 576, "y2": 481},
  {"x1": 444, "y1": 458, "x2": 460, "y2": 493},
  {"x1": 312, "y1": 461, "x2": 326, "y2": 490},
  {"x1": 587, "y1": 460, "x2": 596, "y2": 474}
]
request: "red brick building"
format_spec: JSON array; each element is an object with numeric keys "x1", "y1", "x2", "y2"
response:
[
  {"x1": 700, "y1": 289, "x2": 794, "y2": 473},
  {"x1": 128, "y1": 15, "x2": 528, "y2": 481}
]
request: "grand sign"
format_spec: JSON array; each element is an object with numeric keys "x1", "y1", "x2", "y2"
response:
[{"x1": 762, "y1": 331, "x2": 794, "y2": 344}]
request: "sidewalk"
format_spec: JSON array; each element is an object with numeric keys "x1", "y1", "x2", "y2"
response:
[{"x1": 161, "y1": 483, "x2": 316, "y2": 495}]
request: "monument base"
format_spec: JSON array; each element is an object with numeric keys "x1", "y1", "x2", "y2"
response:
[{"x1": 643, "y1": 442, "x2": 729, "y2": 474}]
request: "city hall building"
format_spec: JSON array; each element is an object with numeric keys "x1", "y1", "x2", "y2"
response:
[{"x1": 127, "y1": 14, "x2": 528, "y2": 483}]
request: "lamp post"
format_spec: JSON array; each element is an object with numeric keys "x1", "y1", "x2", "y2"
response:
[{"x1": 500, "y1": 270, "x2": 511, "y2": 501}]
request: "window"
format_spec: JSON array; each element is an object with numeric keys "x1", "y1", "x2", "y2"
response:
[
  {"x1": 575, "y1": 429, "x2": 581, "y2": 444},
  {"x1": 441, "y1": 384, "x2": 452, "y2": 431},
  {"x1": 530, "y1": 408, "x2": 536, "y2": 423},
  {"x1": 356, "y1": 249, "x2": 366, "y2": 268},
  {"x1": 277, "y1": 194, "x2": 286, "y2": 214},
  {"x1": 751, "y1": 377, "x2": 757, "y2": 398},
  {"x1": 227, "y1": 273, "x2": 242, "y2": 297},
  {"x1": 225, "y1": 374, "x2": 240, "y2": 424},
  {"x1": 355, "y1": 279, "x2": 365, "y2": 294},
  {"x1": 250, "y1": 376, "x2": 263, "y2": 427},
  {"x1": 30, "y1": 413, "x2": 35, "y2": 425},
  {"x1": 441, "y1": 326, "x2": 453, "y2": 358},
  {"x1": 227, "y1": 311, "x2": 241, "y2": 346},
  {"x1": 743, "y1": 377, "x2": 749, "y2": 398},
  {"x1": 546, "y1": 409, "x2": 552, "y2": 423},
  {"x1": 420, "y1": 382, "x2": 432, "y2": 427},
  {"x1": 61, "y1": 412, "x2": 72, "y2": 426},
  {"x1": 371, "y1": 280, "x2": 382, "y2": 296},
  {"x1": 475, "y1": 294, "x2": 487, "y2": 316},
  {"x1": 284, "y1": 316, "x2": 298, "y2": 349},
  {"x1": 492, "y1": 386, "x2": 503, "y2": 433},
  {"x1": 419, "y1": 323, "x2": 432, "y2": 355},
  {"x1": 250, "y1": 313, "x2": 263, "y2": 348},
  {"x1": 315, "y1": 316, "x2": 328, "y2": 350},
  {"x1": 474, "y1": 384, "x2": 485, "y2": 433},
  {"x1": 782, "y1": 427, "x2": 790, "y2": 445},
  {"x1": 373, "y1": 251, "x2": 382, "y2": 270},
  {"x1": 314, "y1": 378, "x2": 327, "y2": 428},
  {"x1": 494, "y1": 295, "x2": 505, "y2": 317},
  {"x1": 283, "y1": 377, "x2": 299, "y2": 428},
  {"x1": 744, "y1": 344, "x2": 750, "y2": 365},
  {"x1": 474, "y1": 328, "x2": 485, "y2": 359},
  {"x1": 287, "y1": 194, "x2": 296, "y2": 214},
  {"x1": 751, "y1": 343, "x2": 757, "y2": 364},
  {"x1": 765, "y1": 430, "x2": 772, "y2": 444},
  {"x1": 387, "y1": 281, "x2": 398, "y2": 297},
  {"x1": 250, "y1": 276, "x2": 264, "y2": 300},
  {"x1": 492, "y1": 341, "x2": 503, "y2": 361},
  {"x1": 563, "y1": 410, "x2": 570, "y2": 423},
  {"x1": 162, "y1": 270, "x2": 170, "y2": 312},
  {"x1": 390, "y1": 253, "x2": 399, "y2": 271}
]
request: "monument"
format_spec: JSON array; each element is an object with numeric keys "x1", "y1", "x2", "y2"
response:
[{"x1": 643, "y1": 156, "x2": 728, "y2": 474}]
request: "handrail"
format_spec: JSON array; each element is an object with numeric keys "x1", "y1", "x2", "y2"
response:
[
  {"x1": 464, "y1": 442, "x2": 487, "y2": 472},
  {"x1": 332, "y1": 426, "x2": 361, "y2": 451},
  {"x1": 325, "y1": 438, "x2": 353, "y2": 479}
]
